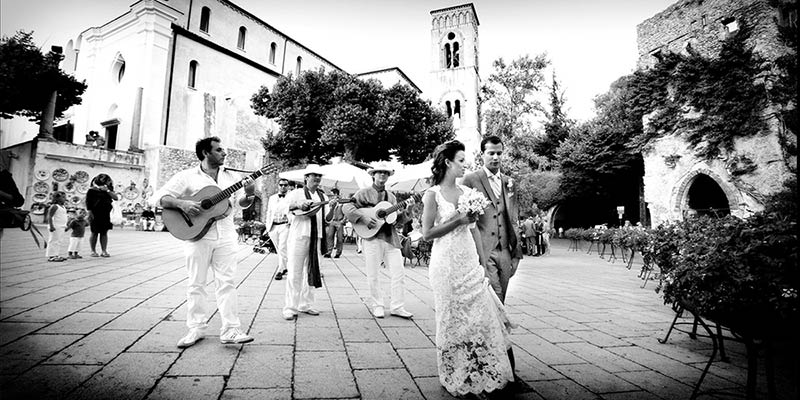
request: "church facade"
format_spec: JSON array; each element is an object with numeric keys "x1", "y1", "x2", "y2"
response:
[{"x1": 2, "y1": 0, "x2": 420, "y2": 220}]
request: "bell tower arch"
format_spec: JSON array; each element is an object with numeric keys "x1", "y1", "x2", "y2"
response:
[{"x1": 430, "y1": 3, "x2": 481, "y2": 157}]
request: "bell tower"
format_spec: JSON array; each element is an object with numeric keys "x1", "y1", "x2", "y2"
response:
[{"x1": 430, "y1": 3, "x2": 481, "y2": 157}]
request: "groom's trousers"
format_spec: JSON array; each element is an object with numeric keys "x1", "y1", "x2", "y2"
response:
[{"x1": 485, "y1": 245, "x2": 517, "y2": 303}]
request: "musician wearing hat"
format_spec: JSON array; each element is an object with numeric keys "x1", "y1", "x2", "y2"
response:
[
  {"x1": 342, "y1": 161, "x2": 414, "y2": 319},
  {"x1": 282, "y1": 164, "x2": 328, "y2": 320}
]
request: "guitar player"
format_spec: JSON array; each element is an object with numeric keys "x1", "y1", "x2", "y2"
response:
[
  {"x1": 153, "y1": 137, "x2": 255, "y2": 348},
  {"x1": 341, "y1": 161, "x2": 414, "y2": 320}
]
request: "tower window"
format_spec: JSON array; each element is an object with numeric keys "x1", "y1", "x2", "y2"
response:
[
  {"x1": 200, "y1": 7, "x2": 210, "y2": 33},
  {"x1": 237, "y1": 26, "x2": 247, "y2": 49},
  {"x1": 445, "y1": 101, "x2": 452, "y2": 117},
  {"x1": 444, "y1": 43, "x2": 451, "y2": 68},
  {"x1": 448, "y1": 32, "x2": 455, "y2": 40},
  {"x1": 188, "y1": 60, "x2": 198, "y2": 88},
  {"x1": 269, "y1": 42, "x2": 277, "y2": 64},
  {"x1": 442, "y1": 32, "x2": 460, "y2": 69},
  {"x1": 111, "y1": 54, "x2": 125, "y2": 84},
  {"x1": 296, "y1": 56, "x2": 302, "y2": 76},
  {"x1": 453, "y1": 42, "x2": 460, "y2": 67},
  {"x1": 454, "y1": 100, "x2": 461, "y2": 117}
]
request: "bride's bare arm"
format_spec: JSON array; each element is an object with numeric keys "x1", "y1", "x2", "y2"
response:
[
  {"x1": 421, "y1": 191, "x2": 474, "y2": 241},
  {"x1": 471, "y1": 226, "x2": 487, "y2": 267}
]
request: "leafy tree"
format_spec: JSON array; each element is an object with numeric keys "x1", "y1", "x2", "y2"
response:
[
  {"x1": 481, "y1": 54, "x2": 550, "y2": 129},
  {"x1": 533, "y1": 72, "x2": 574, "y2": 161},
  {"x1": 0, "y1": 31, "x2": 87, "y2": 121},
  {"x1": 252, "y1": 69, "x2": 452, "y2": 166}
]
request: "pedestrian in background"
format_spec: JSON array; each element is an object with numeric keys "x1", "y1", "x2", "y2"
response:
[
  {"x1": 324, "y1": 188, "x2": 345, "y2": 258},
  {"x1": 46, "y1": 191, "x2": 68, "y2": 262},
  {"x1": 86, "y1": 173, "x2": 118, "y2": 257}
]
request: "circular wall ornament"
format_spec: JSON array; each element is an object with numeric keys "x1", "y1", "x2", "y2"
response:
[
  {"x1": 74, "y1": 170, "x2": 89, "y2": 183},
  {"x1": 124, "y1": 187, "x2": 139, "y2": 200},
  {"x1": 31, "y1": 203, "x2": 47, "y2": 215},
  {"x1": 33, "y1": 181, "x2": 50, "y2": 193},
  {"x1": 77, "y1": 184, "x2": 89, "y2": 194},
  {"x1": 52, "y1": 168, "x2": 69, "y2": 182},
  {"x1": 35, "y1": 170, "x2": 50, "y2": 180},
  {"x1": 32, "y1": 193, "x2": 48, "y2": 202}
]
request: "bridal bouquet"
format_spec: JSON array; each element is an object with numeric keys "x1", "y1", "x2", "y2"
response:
[{"x1": 457, "y1": 188, "x2": 490, "y2": 216}]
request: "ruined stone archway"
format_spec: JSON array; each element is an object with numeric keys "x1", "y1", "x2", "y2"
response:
[{"x1": 671, "y1": 169, "x2": 738, "y2": 219}]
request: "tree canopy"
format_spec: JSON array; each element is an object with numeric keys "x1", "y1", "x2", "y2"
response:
[
  {"x1": 0, "y1": 31, "x2": 87, "y2": 121},
  {"x1": 252, "y1": 69, "x2": 452, "y2": 166}
]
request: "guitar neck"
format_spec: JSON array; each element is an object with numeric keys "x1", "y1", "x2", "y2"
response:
[
  {"x1": 383, "y1": 198, "x2": 413, "y2": 214},
  {"x1": 207, "y1": 170, "x2": 264, "y2": 206}
]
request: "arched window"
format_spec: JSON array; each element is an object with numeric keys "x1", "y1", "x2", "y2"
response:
[
  {"x1": 188, "y1": 60, "x2": 198, "y2": 88},
  {"x1": 445, "y1": 101, "x2": 452, "y2": 117},
  {"x1": 453, "y1": 42, "x2": 460, "y2": 67},
  {"x1": 454, "y1": 100, "x2": 461, "y2": 117},
  {"x1": 237, "y1": 26, "x2": 247, "y2": 49},
  {"x1": 443, "y1": 32, "x2": 460, "y2": 69},
  {"x1": 111, "y1": 53, "x2": 126, "y2": 83},
  {"x1": 295, "y1": 56, "x2": 302, "y2": 76},
  {"x1": 444, "y1": 43, "x2": 452, "y2": 68},
  {"x1": 199, "y1": 7, "x2": 210, "y2": 33},
  {"x1": 269, "y1": 42, "x2": 277, "y2": 64}
]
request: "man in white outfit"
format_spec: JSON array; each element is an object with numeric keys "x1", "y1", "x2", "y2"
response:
[
  {"x1": 282, "y1": 165, "x2": 328, "y2": 320},
  {"x1": 342, "y1": 161, "x2": 413, "y2": 319},
  {"x1": 266, "y1": 178, "x2": 291, "y2": 280},
  {"x1": 154, "y1": 137, "x2": 254, "y2": 348}
]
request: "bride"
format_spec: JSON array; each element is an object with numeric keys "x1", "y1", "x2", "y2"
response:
[{"x1": 421, "y1": 140, "x2": 515, "y2": 397}]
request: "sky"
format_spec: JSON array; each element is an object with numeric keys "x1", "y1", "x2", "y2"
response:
[{"x1": 1, "y1": 0, "x2": 677, "y2": 123}]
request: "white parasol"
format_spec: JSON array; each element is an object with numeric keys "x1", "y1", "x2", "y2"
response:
[
  {"x1": 279, "y1": 162, "x2": 371, "y2": 195},
  {"x1": 387, "y1": 160, "x2": 433, "y2": 192}
]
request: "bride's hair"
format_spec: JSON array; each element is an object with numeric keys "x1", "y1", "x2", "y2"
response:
[{"x1": 431, "y1": 140, "x2": 465, "y2": 185}]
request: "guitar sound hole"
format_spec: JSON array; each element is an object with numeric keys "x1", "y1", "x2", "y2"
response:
[{"x1": 200, "y1": 199, "x2": 214, "y2": 210}]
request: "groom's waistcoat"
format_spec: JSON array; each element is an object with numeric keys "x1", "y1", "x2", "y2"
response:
[{"x1": 492, "y1": 184, "x2": 512, "y2": 251}]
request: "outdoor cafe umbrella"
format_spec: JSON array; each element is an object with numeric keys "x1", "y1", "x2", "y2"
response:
[
  {"x1": 387, "y1": 160, "x2": 433, "y2": 192},
  {"x1": 279, "y1": 162, "x2": 371, "y2": 195}
]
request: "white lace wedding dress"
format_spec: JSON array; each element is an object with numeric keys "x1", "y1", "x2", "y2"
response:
[{"x1": 427, "y1": 185, "x2": 515, "y2": 396}]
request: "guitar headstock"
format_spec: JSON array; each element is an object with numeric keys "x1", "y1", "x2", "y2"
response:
[
  {"x1": 337, "y1": 198, "x2": 356, "y2": 204},
  {"x1": 259, "y1": 163, "x2": 278, "y2": 175}
]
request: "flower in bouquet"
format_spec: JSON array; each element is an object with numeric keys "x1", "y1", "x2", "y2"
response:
[{"x1": 457, "y1": 188, "x2": 490, "y2": 216}]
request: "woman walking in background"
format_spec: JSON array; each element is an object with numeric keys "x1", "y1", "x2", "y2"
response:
[{"x1": 86, "y1": 173, "x2": 118, "y2": 257}]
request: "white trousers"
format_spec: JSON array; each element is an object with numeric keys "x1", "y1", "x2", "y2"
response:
[
  {"x1": 268, "y1": 224, "x2": 289, "y2": 272},
  {"x1": 67, "y1": 236, "x2": 83, "y2": 252},
  {"x1": 183, "y1": 238, "x2": 241, "y2": 333},
  {"x1": 46, "y1": 229, "x2": 64, "y2": 257},
  {"x1": 363, "y1": 238, "x2": 405, "y2": 311},
  {"x1": 284, "y1": 235, "x2": 317, "y2": 314}
]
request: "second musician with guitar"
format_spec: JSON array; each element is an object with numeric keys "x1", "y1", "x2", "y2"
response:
[{"x1": 342, "y1": 161, "x2": 415, "y2": 319}]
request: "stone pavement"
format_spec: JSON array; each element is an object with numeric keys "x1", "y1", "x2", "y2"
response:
[{"x1": 0, "y1": 226, "x2": 796, "y2": 400}]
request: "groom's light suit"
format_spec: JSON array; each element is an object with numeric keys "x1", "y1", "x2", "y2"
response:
[{"x1": 462, "y1": 167, "x2": 524, "y2": 303}]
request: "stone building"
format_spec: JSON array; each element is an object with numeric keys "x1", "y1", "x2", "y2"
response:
[
  {"x1": 429, "y1": 4, "x2": 482, "y2": 158},
  {"x1": 637, "y1": 0, "x2": 796, "y2": 226},
  {"x1": 2, "y1": 0, "x2": 419, "y2": 222}
]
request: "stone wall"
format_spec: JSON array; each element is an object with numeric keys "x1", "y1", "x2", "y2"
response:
[{"x1": 154, "y1": 145, "x2": 246, "y2": 190}]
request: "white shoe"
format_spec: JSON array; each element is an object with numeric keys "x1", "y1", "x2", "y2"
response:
[
  {"x1": 220, "y1": 328, "x2": 254, "y2": 344},
  {"x1": 372, "y1": 306, "x2": 385, "y2": 318},
  {"x1": 390, "y1": 308, "x2": 413, "y2": 319},
  {"x1": 177, "y1": 328, "x2": 205, "y2": 348},
  {"x1": 282, "y1": 310, "x2": 297, "y2": 320}
]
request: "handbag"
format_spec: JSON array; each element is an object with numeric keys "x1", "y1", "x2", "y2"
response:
[{"x1": 0, "y1": 207, "x2": 45, "y2": 247}]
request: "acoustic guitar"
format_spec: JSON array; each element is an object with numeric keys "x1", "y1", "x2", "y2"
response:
[
  {"x1": 291, "y1": 198, "x2": 354, "y2": 217},
  {"x1": 352, "y1": 193, "x2": 421, "y2": 239},
  {"x1": 162, "y1": 164, "x2": 276, "y2": 241}
]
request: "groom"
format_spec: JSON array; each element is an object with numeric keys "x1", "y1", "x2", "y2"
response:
[{"x1": 462, "y1": 135, "x2": 523, "y2": 304}]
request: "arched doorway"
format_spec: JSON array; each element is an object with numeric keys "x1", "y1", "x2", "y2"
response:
[{"x1": 686, "y1": 174, "x2": 730, "y2": 218}]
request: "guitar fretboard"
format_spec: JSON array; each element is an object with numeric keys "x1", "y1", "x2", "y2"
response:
[{"x1": 207, "y1": 164, "x2": 276, "y2": 206}]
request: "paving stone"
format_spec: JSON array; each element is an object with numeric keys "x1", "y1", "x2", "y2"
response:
[
  {"x1": 38, "y1": 312, "x2": 117, "y2": 334},
  {"x1": 614, "y1": 370, "x2": 694, "y2": 400},
  {"x1": 558, "y1": 342, "x2": 646, "y2": 373},
  {"x1": 296, "y1": 326, "x2": 344, "y2": 351},
  {"x1": 0, "y1": 321, "x2": 48, "y2": 346},
  {"x1": 45, "y1": 330, "x2": 143, "y2": 365},
  {"x1": 397, "y1": 348, "x2": 438, "y2": 377},
  {"x1": 332, "y1": 303, "x2": 372, "y2": 319},
  {"x1": 511, "y1": 334, "x2": 585, "y2": 365},
  {"x1": 0, "y1": 333, "x2": 82, "y2": 363},
  {"x1": 551, "y1": 363, "x2": 639, "y2": 394},
  {"x1": 294, "y1": 351, "x2": 357, "y2": 399},
  {"x1": 227, "y1": 345, "x2": 292, "y2": 389},
  {"x1": 568, "y1": 329, "x2": 633, "y2": 348},
  {"x1": 415, "y1": 318, "x2": 437, "y2": 336},
  {"x1": 354, "y1": 368, "x2": 424, "y2": 400},
  {"x1": 247, "y1": 320, "x2": 295, "y2": 345},
  {"x1": 146, "y1": 376, "x2": 224, "y2": 400},
  {"x1": 414, "y1": 377, "x2": 460, "y2": 400},
  {"x1": 338, "y1": 318, "x2": 387, "y2": 342},
  {"x1": 128, "y1": 321, "x2": 187, "y2": 352},
  {"x1": 5, "y1": 301, "x2": 90, "y2": 323},
  {"x1": 382, "y1": 327, "x2": 433, "y2": 349},
  {"x1": 528, "y1": 378, "x2": 599, "y2": 400},
  {"x1": 533, "y1": 328, "x2": 585, "y2": 343},
  {"x1": 82, "y1": 297, "x2": 142, "y2": 313},
  {"x1": 600, "y1": 390, "x2": 665, "y2": 400},
  {"x1": 220, "y1": 388, "x2": 292, "y2": 399},
  {"x1": 514, "y1": 347, "x2": 565, "y2": 381},
  {"x1": 102, "y1": 307, "x2": 173, "y2": 331},
  {"x1": 3, "y1": 364, "x2": 101, "y2": 399},
  {"x1": 69, "y1": 352, "x2": 177, "y2": 400},
  {"x1": 295, "y1": 311, "x2": 338, "y2": 328},
  {"x1": 346, "y1": 342, "x2": 404, "y2": 369},
  {"x1": 167, "y1": 339, "x2": 240, "y2": 376}
]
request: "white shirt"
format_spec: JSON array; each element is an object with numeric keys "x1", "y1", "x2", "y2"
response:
[
  {"x1": 285, "y1": 188, "x2": 327, "y2": 238},
  {"x1": 266, "y1": 193, "x2": 290, "y2": 229},
  {"x1": 483, "y1": 166, "x2": 502, "y2": 199},
  {"x1": 152, "y1": 166, "x2": 245, "y2": 241}
]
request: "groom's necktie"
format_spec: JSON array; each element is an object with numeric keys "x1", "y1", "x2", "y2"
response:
[{"x1": 488, "y1": 173, "x2": 502, "y2": 199}]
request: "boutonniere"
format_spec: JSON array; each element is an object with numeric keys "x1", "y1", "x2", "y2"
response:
[{"x1": 506, "y1": 178, "x2": 514, "y2": 192}]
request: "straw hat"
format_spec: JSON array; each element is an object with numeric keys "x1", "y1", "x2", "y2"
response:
[
  {"x1": 303, "y1": 164, "x2": 324, "y2": 176},
  {"x1": 367, "y1": 161, "x2": 395, "y2": 176}
]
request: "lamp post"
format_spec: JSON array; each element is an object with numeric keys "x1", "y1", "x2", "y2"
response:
[{"x1": 36, "y1": 46, "x2": 64, "y2": 141}]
